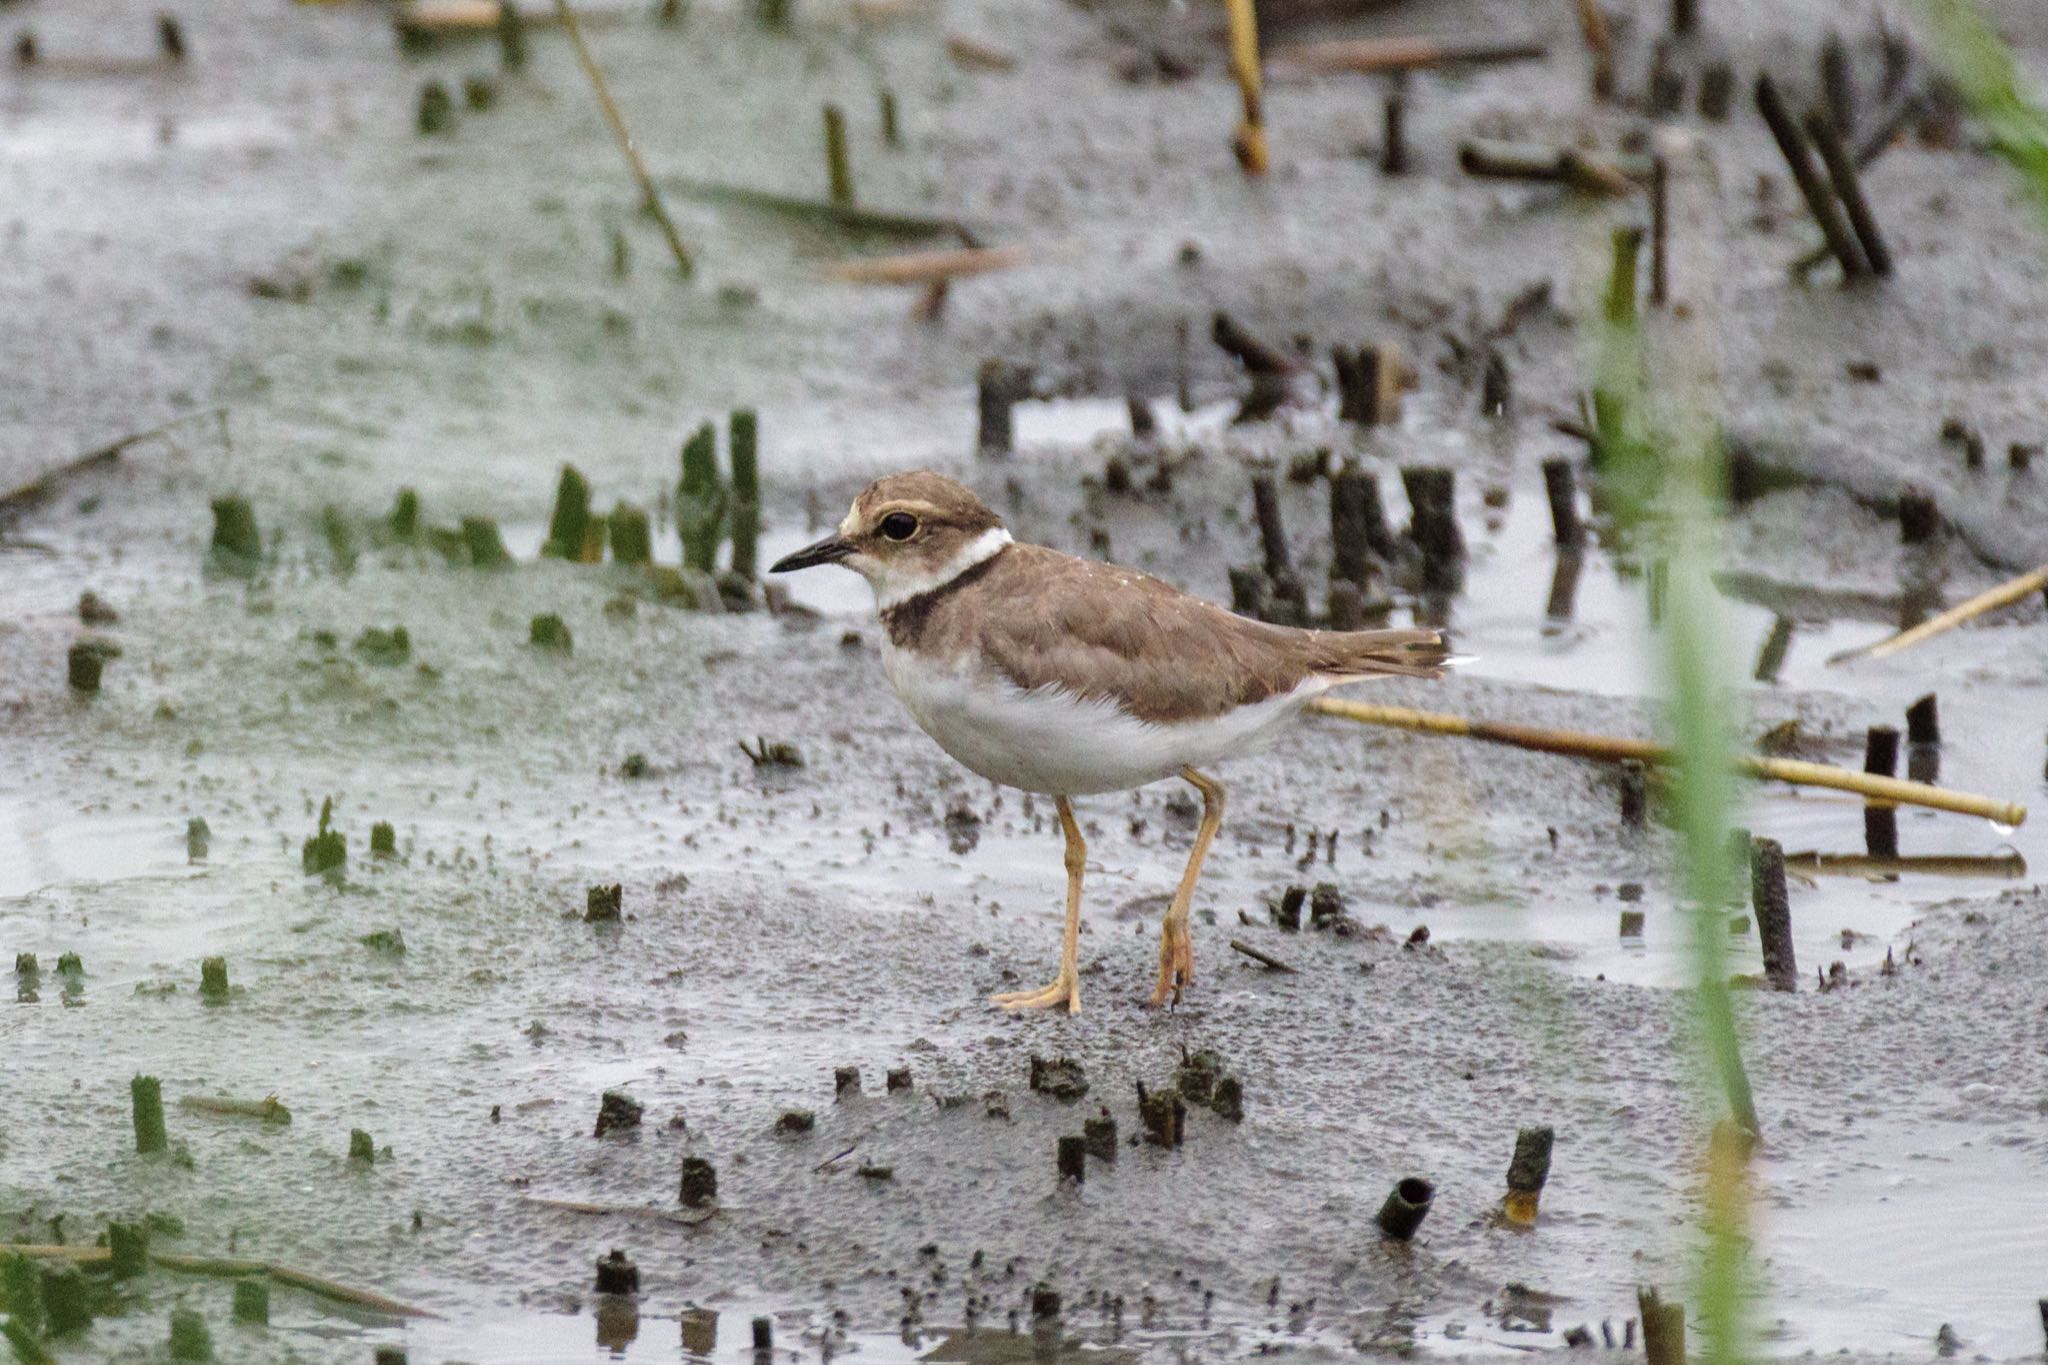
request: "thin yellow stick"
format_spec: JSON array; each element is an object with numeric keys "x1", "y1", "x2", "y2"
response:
[
  {"x1": 1224, "y1": 0, "x2": 1267, "y2": 175},
  {"x1": 1307, "y1": 696, "x2": 2029, "y2": 827},
  {"x1": 552, "y1": 0, "x2": 695, "y2": 279},
  {"x1": 1826, "y1": 561, "x2": 2048, "y2": 664}
]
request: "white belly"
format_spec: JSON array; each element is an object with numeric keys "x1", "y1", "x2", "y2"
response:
[{"x1": 881, "y1": 642, "x2": 1321, "y2": 795}]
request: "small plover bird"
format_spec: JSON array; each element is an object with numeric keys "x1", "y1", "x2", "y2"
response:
[{"x1": 771, "y1": 470, "x2": 1448, "y2": 1013}]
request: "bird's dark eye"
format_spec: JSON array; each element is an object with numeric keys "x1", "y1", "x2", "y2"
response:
[{"x1": 880, "y1": 512, "x2": 919, "y2": 541}]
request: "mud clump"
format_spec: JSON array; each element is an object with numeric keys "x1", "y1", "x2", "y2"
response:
[
  {"x1": 585, "y1": 884, "x2": 623, "y2": 923},
  {"x1": 1029, "y1": 1055, "x2": 1088, "y2": 1100},
  {"x1": 529, "y1": 614, "x2": 573, "y2": 653},
  {"x1": 943, "y1": 798, "x2": 983, "y2": 854},
  {"x1": 834, "y1": 1066, "x2": 861, "y2": 1097},
  {"x1": 1269, "y1": 885, "x2": 1305, "y2": 931},
  {"x1": 354, "y1": 626, "x2": 411, "y2": 666},
  {"x1": 777, "y1": 1109, "x2": 816, "y2": 1134},
  {"x1": 361, "y1": 928, "x2": 406, "y2": 955}
]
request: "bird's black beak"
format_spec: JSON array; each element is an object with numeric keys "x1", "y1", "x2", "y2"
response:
[{"x1": 769, "y1": 536, "x2": 855, "y2": 573}]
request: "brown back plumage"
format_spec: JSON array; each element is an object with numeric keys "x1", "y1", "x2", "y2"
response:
[{"x1": 884, "y1": 541, "x2": 1447, "y2": 725}]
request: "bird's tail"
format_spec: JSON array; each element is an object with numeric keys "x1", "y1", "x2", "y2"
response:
[{"x1": 1309, "y1": 627, "x2": 1452, "y2": 681}]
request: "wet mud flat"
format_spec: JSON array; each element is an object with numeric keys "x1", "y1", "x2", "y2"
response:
[{"x1": 4, "y1": 0, "x2": 2048, "y2": 1359}]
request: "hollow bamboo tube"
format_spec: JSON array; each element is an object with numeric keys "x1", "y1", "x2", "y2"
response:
[{"x1": 1306, "y1": 697, "x2": 2029, "y2": 826}]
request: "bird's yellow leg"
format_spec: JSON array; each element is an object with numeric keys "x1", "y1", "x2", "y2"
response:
[
  {"x1": 1151, "y1": 766, "x2": 1224, "y2": 1008},
  {"x1": 992, "y1": 796, "x2": 1085, "y2": 1014}
]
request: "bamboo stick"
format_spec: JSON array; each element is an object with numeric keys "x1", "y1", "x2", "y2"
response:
[
  {"x1": 1229, "y1": 938, "x2": 1298, "y2": 972},
  {"x1": 1826, "y1": 562, "x2": 2048, "y2": 664},
  {"x1": 552, "y1": 0, "x2": 694, "y2": 279},
  {"x1": 820, "y1": 245, "x2": 1026, "y2": 284},
  {"x1": 1783, "y1": 850, "x2": 2026, "y2": 879},
  {"x1": 1224, "y1": 0, "x2": 1267, "y2": 175},
  {"x1": 1307, "y1": 697, "x2": 2029, "y2": 827},
  {"x1": 1272, "y1": 35, "x2": 1547, "y2": 77}
]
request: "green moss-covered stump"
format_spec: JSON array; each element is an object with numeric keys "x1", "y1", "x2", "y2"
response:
[
  {"x1": 353, "y1": 627, "x2": 410, "y2": 666},
  {"x1": 168, "y1": 1306, "x2": 213, "y2": 1360},
  {"x1": 185, "y1": 817, "x2": 210, "y2": 863},
  {"x1": 460, "y1": 516, "x2": 510, "y2": 569},
  {"x1": 199, "y1": 957, "x2": 229, "y2": 1003},
  {"x1": 41, "y1": 1264, "x2": 90, "y2": 1336},
  {"x1": 609, "y1": 503, "x2": 652, "y2": 566},
  {"x1": 676, "y1": 423, "x2": 727, "y2": 574},
  {"x1": 107, "y1": 1221, "x2": 149, "y2": 1278},
  {"x1": 369, "y1": 821, "x2": 398, "y2": 857},
  {"x1": 232, "y1": 1277, "x2": 269, "y2": 1325},
  {"x1": 349, "y1": 1128, "x2": 376, "y2": 1165},
  {"x1": 2, "y1": 1252, "x2": 43, "y2": 1335},
  {"x1": 497, "y1": 0, "x2": 526, "y2": 68},
  {"x1": 209, "y1": 496, "x2": 262, "y2": 570},
  {"x1": 132, "y1": 1075, "x2": 168, "y2": 1154},
  {"x1": 302, "y1": 797, "x2": 346, "y2": 878},
  {"x1": 417, "y1": 81, "x2": 454, "y2": 135},
  {"x1": 543, "y1": 466, "x2": 596, "y2": 562},
  {"x1": 530, "y1": 614, "x2": 572, "y2": 653},
  {"x1": 729, "y1": 409, "x2": 761, "y2": 579},
  {"x1": 389, "y1": 488, "x2": 420, "y2": 543},
  {"x1": 67, "y1": 641, "x2": 104, "y2": 694}
]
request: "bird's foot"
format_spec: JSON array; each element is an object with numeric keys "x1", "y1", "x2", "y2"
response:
[
  {"x1": 992, "y1": 971, "x2": 1081, "y2": 1014},
  {"x1": 1148, "y1": 917, "x2": 1193, "y2": 1008}
]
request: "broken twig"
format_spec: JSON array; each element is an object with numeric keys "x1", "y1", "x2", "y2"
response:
[{"x1": 1228, "y1": 938, "x2": 1297, "y2": 972}]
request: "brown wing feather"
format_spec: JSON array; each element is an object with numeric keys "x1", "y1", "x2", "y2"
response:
[{"x1": 893, "y1": 544, "x2": 1445, "y2": 724}]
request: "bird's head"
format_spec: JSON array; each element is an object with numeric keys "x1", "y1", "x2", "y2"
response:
[{"x1": 770, "y1": 470, "x2": 1011, "y2": 608}]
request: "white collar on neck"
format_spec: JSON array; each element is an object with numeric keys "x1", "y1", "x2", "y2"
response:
[{"x1": 875, "y1": 527, "x2": 1012, "y2": 610}]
